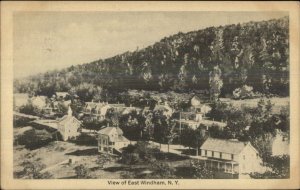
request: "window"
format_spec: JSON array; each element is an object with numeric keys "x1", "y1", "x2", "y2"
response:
[
  {"x1": 231, "y1": 154, "x2": 234, "y2": 160},
  {"x1": 220, "y1": 153, "x2": 222, "y2": 159},
  {"x1": 212, "y1": 151, "x2": 214, "y2": 157},
  {"x1": 205, "y1": 150, "x2": 207, "y2": 156}
]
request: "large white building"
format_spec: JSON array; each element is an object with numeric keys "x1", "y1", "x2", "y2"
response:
[
  {"x1": 97, "y1": 126, "x2": 130, "y2": 154},
  {"x1": 57, "y1": 106, "x2": 81, "y2": 141},
  {"x1": 200, "y1": 138, "x2": 263, "y2": 175}
]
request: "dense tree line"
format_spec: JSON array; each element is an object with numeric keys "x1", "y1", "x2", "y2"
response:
[{"x1": 14, "y1": 17, "x2": 289, "y2": 98}]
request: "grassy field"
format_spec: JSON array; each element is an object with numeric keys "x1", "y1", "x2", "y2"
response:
[
  {"x1": 220, "y1": 97, "x2": 289, "y2": 114},
  {"x1": 14, "y1": 141, "x2": 124, "y2": 179}
]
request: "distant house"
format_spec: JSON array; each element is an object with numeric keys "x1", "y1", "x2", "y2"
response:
[
  {"x1": 84, "y1": 101, "x2": 105, "y2": 119},
  {"x1": 200, "y1": 138, "x2": 263, "y2": 175},
  {"x1": 190, "y1": 95, "x2": 212, "y2": 115},
  {"x1": 55, "y1": 92, "x2": 70, "y2": 100},
  {"x1": 84, "y1": 101, "x2": 126, "y2": 120},
  {"x1": 154, "y1": 102, "x2": 173, "y2": 117},
  {"x1": 97, "y1": 126, "x2": 130, "y2": 154},
  {"x1": 272, "y1": 129, "x2": 289, "y2": 156},
  {"x1": 57, "y1": 106, "x2": 81, "y2": 141},
  {"x1": 14, "y1": 93, "x2": 29, "y2": 109},
  {"x1": 178, "y1": 117, "x2": 226, "y2": 130},
  {"x1": 177, "y1": 96, "x2": 220, "y2": 130},
  {"x1": 122, "y1": 106, "x2": 142, "y2": 115},
  {"x1": 31, "y1": 96, "x2": 48, "y2": 109}
]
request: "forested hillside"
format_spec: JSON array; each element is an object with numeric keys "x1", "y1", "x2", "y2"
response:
[{"x1": 14, "y1": 16, "x2": 289, "y2": 99}]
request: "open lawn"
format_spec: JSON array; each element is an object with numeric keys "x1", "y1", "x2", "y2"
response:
[
  {"x1": 220, "y1": 97, "x2": 289, "y2": 114},
  {"x1": 13, "y1": 140, "x2": 195, "y2": 179}
]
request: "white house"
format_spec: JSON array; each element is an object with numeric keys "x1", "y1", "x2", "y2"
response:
[
  {"x1": 57, "y1": 106, "x2": 81, "y2": 141},
  {"x1": 97, "y1": 126, "x2": 130, "y2": 154},
  {"x1": 55, "y1": 92, "x2": 69, "y2": 100},
  {"x1": 190, "y1": 95, "x2": 212, "y2": 115},
  {"x1": 200, "y1": 138, "x2": 263, "y2": 175},
  {"x1": 272, "y1": 130, "x2": 289, "y2": 156}
]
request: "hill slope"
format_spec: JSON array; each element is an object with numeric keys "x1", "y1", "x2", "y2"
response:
[{"x1": 14, "y1": 16, "x2": 289, "y2": 99}]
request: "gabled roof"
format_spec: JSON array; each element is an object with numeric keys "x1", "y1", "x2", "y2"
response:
[
  {"x1": 200, "y1": 138, "x2": 249, "y2": 155},
  {"x1": 58, "y1": 115, "x2": 81, "y2": 126},
  {"x1": 191, "y1": 96, "x2": 201, "y2": 106},
  {"x1": 109, "y1": 103, "x2": 126, "y2": 108},
  {"x1": 98, "y1": 126, "x2": 123, "y2": 136},
  {"x1": 122, "y1": 107, "x2": 142, "y2": 115}
]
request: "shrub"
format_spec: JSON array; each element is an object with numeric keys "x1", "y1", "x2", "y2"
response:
[
  {"x1": 121, "y1": 141, "x2": 159, "y2": 164},
  {"x1": 19, "y1": 103, "x2": 42, "y2": 116},
  {"x1": 14, "y1": 156, "x2": 52, "y2": 179},
  {"x1": 17, "y1": 129, "x2": 53, "y2": 149},
  {"x1": 233, "y1": 85, "x2": 254, "y2": 99},
  {"x1": 13, "y1": 117, "x2": 34, "y2": 127},
  {"x1": 74, "y1": 164, "x2": 91, "y2": 179},
  {"x1": 190, "y1": 160, "x2": 214, "y2": 179},
  {"x1": 73, "y1": 133, "x2": 97, "y2": 146}
]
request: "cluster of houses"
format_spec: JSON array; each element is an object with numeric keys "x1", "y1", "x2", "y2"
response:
[
  {"x1": 14, "y1": 92, "x2": 72, "y2": 117},
  {"x1": 14, "y1": 92, "x2": 289, "y2": 177}
]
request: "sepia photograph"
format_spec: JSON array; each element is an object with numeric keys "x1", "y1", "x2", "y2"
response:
[{"x1": 1, "y1": 1, "x2": 300, "y2": 189}]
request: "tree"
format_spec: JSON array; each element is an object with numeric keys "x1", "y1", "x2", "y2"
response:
[
  {"x1": 74, "y1": 164, "x2": 91, "y2": 179},
  {"x1": 209, "y1": 65, "x2": 223, "y2": 101},
  {"x1": 55, "y1": 101, "x2": 68, "y2": 116},
  {"x1": 250, "y1": 155, "x2": 289, "y2": 179},
  {"x1": 19, "y1": 102, "x2": 42, "y2": 116},
  {"x1": 250, "y1": 132, "x2": 274, "y2": 164},
  {"x1": 148, "y1": 161, "x2": 176, "y2": 179},
  {"x1": 165, "y1": 119, "x2": 177, "y2": 153},
  {"x1": 232, "y1": 85, "x2": 254, "y2": 99},
  {"x1": 15, "y1": 153, "x2": 52, "y2": 179},
  {"x1": 181, "y1": 126, "x2": 206, "y2": 156},
  {"x1": 143, "y1": 112, "x2": 155, "y2": 141},
  {"x1": 17, "y1": 129, "x2": 53, "y2": 150},
  {"x1": 82, "y1": 117, "x2": 106, "y2": 132},
  {"x1": 190, "y1": 160, "x2": 213, "y2": 179},
  {"x1": 70, "y1": 83, "x2": 103, "y2": 102},
  {"x1": 96, "y1": 153, "x2": 115, "y2": 169}
]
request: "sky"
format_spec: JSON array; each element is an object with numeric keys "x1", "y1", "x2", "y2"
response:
[{"x1": 13, "y1": 11, "x2": 288, "y2": 79}]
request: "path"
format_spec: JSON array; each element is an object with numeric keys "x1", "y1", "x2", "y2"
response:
[
  {"x1": 14, "y1": 111, "x2": 40, "y2": 119},
  {"x1": 149, "y1": 141, "x2": 207, "y2": 160}
]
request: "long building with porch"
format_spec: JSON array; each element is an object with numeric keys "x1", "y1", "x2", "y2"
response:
[{"x1": 200, "y1": 138, "x2": 263, "y2": 176}]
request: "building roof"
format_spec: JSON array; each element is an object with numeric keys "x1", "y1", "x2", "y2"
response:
[
  {"x1": 191, "y1": 96, "x2": 201, "y2": 106},
  {"x1": 33, "y1": 119, "x2": 58, "y2": 129},
  {"x1": 200, "y1": 138, "x2": 249, "y2": 155},
  {"x1": 85, "y1": 102, "x2": 101, "y2": 109},
  {"x1": 98, "y1": 126, "x2": 123, "y2": 136},
  {"x1": 58, "y1": 115, "x2": 81, "y2": 125},
  {"x1": 122, "y1": 107, "x2": 142, "y2": 115},
  {"x1": 109, "y1": 103, "x2": 126, "y2": 108},
  {"x1": 178, "y1": 119, "x2": 226, "y2": 128},
  {"x1": 56, "y1": 92, "x2": 69, "y2": 97},
  {"x1": 116, "y1": 135, "x2": 129, "y2": 142}
]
